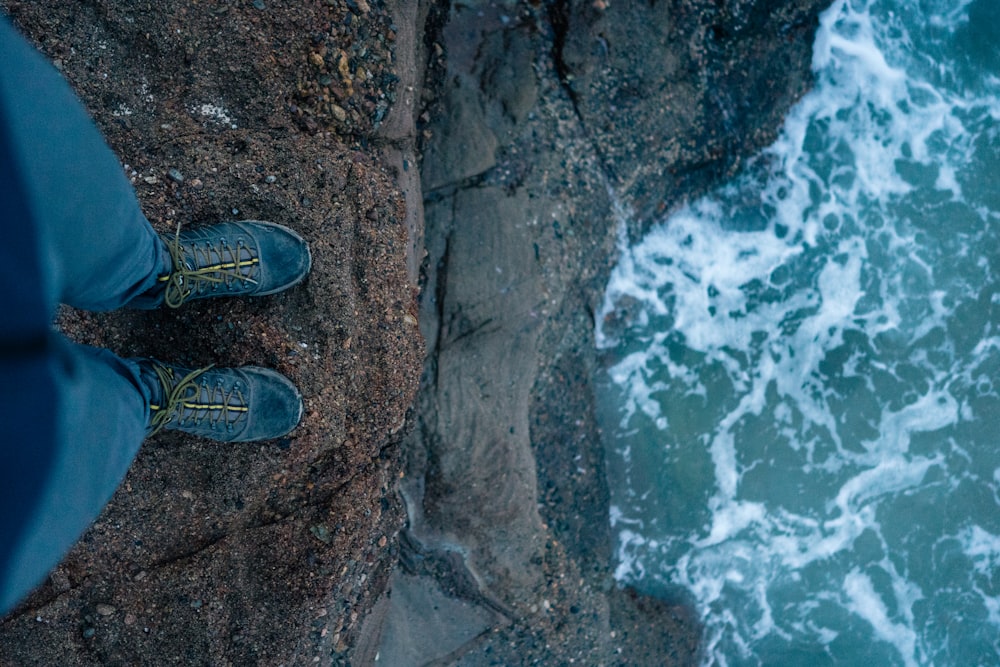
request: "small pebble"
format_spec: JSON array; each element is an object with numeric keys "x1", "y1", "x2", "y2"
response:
[
  {"x1": 50, "y1": 569, "x2": 71, "y2": 592},
  {"x1": 310, "y1": 524, "x2": 332, "y2": 544},
  {"x1": 96, "y1": 603, "x2": 116, "y2": 616},
  {"x1": 252, "y1": 0, "x2": 265, "y2": 8},
  {"x1": 167, "y1": 168, "x2": 184, "y2": 183},
  {"x1": 265, "y1": 175, "x2": 277, "y2": 184}
]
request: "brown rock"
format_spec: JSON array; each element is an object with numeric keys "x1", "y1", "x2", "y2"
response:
[{"x1": 0, "y1": 0, "x2": 424, "y2": 664}]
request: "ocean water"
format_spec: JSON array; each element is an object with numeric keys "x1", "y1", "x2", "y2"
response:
[{"x1": 594, "y1": 0, "x2": 1000, "y2": 664}]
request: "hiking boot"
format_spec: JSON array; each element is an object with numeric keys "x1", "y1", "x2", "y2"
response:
[
  {"x1": 157, "y1": 221, "x2": 311, "y2": 308},
  {"x1": 138, "y1": 359, "x2": 303, "y2": 442}
]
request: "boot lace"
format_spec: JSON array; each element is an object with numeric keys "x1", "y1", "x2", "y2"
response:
[
  {"x1": 159, "y1": 224, "x2": 259, "y2": 308},
  {"x1": 148, "y1": 363, "x2": 249, "y2": 436}
]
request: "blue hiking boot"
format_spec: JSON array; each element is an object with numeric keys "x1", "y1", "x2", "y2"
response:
[
  {"x1": 138, "y1": 359, "x2": 303, "y2": 442},
  {"x1": 157, "y1": 221, "x2": 311, "y2": 308}
]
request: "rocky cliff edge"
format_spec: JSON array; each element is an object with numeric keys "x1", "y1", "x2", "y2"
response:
[{"x1": 0, "y1": 0, "x2": 827, "y2": 665}]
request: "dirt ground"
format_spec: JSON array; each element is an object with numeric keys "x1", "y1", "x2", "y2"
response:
[{"x1": 0, "y1": 0, "x2": 423, "y2": 664}]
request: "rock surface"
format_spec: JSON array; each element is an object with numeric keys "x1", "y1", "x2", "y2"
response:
[
  {"x1": 387, "y1": 0, "x2": 827, "y2": 665},
  {"x1": 0, "y1": 0, "x2": 828, "y2": 665},
  {"x1": 0, "y1": 1, "x2": 424, "y2": 664}
]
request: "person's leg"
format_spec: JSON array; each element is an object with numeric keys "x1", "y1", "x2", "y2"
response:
[
  {"x1": 0, "y1": 21, "x2": 310, "y2": 312},
  {"x1": 0, "y1": 335, "x2": 303, "y2": 614},
  {"x1": 0, "y1": 16, "x2": 306, "y2": 616},
  {"x1": 0, "y1": 339, "x2": 149, "y2": 613},
  {"x1": 0, "y1": 17, "x2": 169, "y2": 311}
]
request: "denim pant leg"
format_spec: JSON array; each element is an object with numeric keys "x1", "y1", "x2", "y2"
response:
[
  {"x1": 0, "y1": 342, "x2": 150, "y2": 614},
  {"x1": 0, "y1": 18, "x2": 163, "y2": 613},
  {"x1": 0, "y1": 17, "x2": 170, "y2": 311}
]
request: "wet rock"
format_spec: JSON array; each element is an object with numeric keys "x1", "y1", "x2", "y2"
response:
[
  {"x1": 385, "y1": 0, "x2": 827, "y2": 664},
  {"x1": 557, "y1": 0, "x2": 829, "y2": 232}
]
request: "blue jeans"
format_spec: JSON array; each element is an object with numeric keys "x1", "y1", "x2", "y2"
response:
[{"x1": 0, "y1": 18, "x2": 172, "y2": 614}]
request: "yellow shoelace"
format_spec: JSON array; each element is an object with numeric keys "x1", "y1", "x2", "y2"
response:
[
  {"x1": 158, "y1": 224, "x2": 260, "y2": 308},
  {"x1": 147, "y1": 363, "x2": 249, "y2": 436}
]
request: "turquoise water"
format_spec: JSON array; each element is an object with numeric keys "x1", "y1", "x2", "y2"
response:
[{"x1": 595, "y1": 1, "x2": 1000, "y2": 664}]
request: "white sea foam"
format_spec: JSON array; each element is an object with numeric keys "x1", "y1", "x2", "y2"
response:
[
  {"x1": 844, "y1": 569, "x2": 921, "y2": 667},
  {"x1": 959, "y1": 525, "x2": 1000, "y2": 629},
  {"x1": 596, "y1": 0, "x2": 1000, "y2": 663}
]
